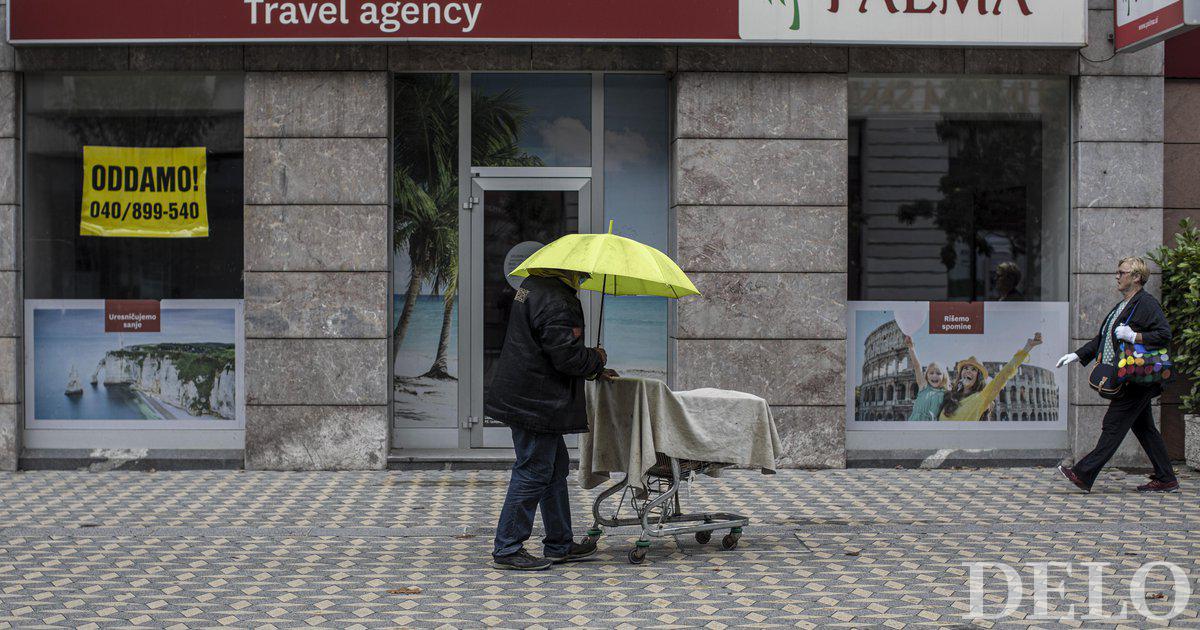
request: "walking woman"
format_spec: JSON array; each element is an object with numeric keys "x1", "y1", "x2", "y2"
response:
[{"x1": 1056, "y1": 256, "x2": 1179, "y2": 493}]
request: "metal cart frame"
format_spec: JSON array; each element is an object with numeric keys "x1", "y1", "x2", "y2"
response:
[{"x1": 582, "y1": 454, "x2": 750, "y2": 564}]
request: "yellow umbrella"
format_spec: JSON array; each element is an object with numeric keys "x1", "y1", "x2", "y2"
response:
[{"x1": 510, "y1": 220, "x2": 700, "y2": 343}]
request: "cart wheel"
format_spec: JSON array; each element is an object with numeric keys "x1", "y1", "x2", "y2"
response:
[
  {"x1": 628, "y1": 547, "x2": 648, "y2": 564},
  {"x1": 695, "y1": 531, "x2": 712, "y2": 545},
  {"x1": 721, "y1": 533, "x2": 740, "y2": 550}
]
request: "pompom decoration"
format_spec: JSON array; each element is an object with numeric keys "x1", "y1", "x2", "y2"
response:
[{"x1": 1115, "y1": 342, "x2": 1174, "y2": 387}]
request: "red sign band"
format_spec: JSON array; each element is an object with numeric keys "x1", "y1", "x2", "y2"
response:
[
  {"x1": 928, "y1": 302, "x2": 985, "y2": 335},
  {"x1": 104, "y1": 300, "x2": 161, "y2": 333},
  {"x1": 9, "y1": 0, "x2": 739, "y2": 43}
]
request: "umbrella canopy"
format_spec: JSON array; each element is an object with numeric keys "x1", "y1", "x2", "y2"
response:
[{"x1": 510, "y1": 221, "x2": 700, "y2": 299}]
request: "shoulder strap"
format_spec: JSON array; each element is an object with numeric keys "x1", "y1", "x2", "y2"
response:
[{"x1": 1123, "y1": 301, "x2": 1138, "y2": 326}]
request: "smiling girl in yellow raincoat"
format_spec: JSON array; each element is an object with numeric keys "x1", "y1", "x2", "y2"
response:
[{"x1": 939, "y1": 333, "x2": 1043, "y2": 421}]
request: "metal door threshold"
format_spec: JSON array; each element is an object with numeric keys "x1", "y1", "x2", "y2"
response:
[{"x1": 388, "y1": 448, "x2": 581, "y2": 470}]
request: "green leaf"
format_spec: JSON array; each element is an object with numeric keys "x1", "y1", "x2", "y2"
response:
[{"x1": 1153, "y1": 229, "x2": 1200, "y2": 413}]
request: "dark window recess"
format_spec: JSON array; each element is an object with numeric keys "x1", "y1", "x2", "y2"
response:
[
  {"x1": 849, "y1": 116, "x2": 1049, "y2": 302},
  {"x1": 23, "y1": 74, "x2": 244, "y2": 300}
]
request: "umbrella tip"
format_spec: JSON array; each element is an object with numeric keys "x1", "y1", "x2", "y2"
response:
[{"x1": 607, "y1": 219, "x2": 614, "y2": 234}]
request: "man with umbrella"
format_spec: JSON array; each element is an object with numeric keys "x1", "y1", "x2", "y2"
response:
[
  {"x1": 488, "y1": 223, "x2": 700, "y2": 570},
  {"x1": 486, "y1": 267, "x2": 618, "y2": 571}
]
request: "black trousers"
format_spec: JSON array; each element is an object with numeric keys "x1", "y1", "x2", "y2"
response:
[{"x1": 1073, "y1": 386, "x2": 1177, "y2": 488}]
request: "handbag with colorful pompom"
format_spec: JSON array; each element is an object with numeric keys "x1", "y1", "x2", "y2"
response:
[{"x1": 1116, "y1": 343, "x2": 1174, "y2": 386}]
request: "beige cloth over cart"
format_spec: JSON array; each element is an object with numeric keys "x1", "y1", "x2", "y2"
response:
[
  {"x1": 581, "y1": 377, "x2": 782, "y2": 490},
  {"x1": 578, "y1": 377, "x2": 782, "y2": 564}
]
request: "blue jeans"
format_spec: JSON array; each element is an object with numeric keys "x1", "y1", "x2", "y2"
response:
[{"x1": 493, "y1": 425, "x2": 574, "y2": 558}]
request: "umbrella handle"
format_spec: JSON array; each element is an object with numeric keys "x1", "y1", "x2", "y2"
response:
[{"x1": 596, "y1": 274, "x2": 606, "y2": 348}]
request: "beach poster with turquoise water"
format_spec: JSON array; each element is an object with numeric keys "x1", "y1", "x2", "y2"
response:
[
  {"x1": 601, "y1": 295, "x2": 668, "y2": 381},
  {"x1": 25, "y1": 300, "x2": 245, "y2": 429},
  {"x1": 393, "y1": 293, "x2": 459, "y2": 427},
  {"x1": 390, "y1": 291, "x2": 668, "y2": 426}
]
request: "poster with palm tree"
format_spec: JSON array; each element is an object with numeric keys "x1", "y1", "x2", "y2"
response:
[{"x1": 392, "y1": 74, "x2": 542, "y2": 426}]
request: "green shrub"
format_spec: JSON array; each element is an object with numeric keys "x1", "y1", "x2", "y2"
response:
[{"x1": 1150, "y1": 219, "x2": 1200, "y2": 414}]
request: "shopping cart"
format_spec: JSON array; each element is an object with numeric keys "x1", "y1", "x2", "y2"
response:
[{"x1": 582, "y1": 453, "x2": 750, "y2": 564}]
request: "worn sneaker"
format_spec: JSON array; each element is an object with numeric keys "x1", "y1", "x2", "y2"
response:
[
  {"x1": 492, "y1": 549, "x2": 552, "y2": 571},
  {"x1": 545, "y1": 540, "x2": 598, "y2": 564},
  {"x1": 1057, "y1": 465, "x2": 1091, "y2": 493},
  {"x1": 1136, "y1": 478, "x2": 1180, "y2": 493}
]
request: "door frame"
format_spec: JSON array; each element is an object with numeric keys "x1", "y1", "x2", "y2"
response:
[
  {"x1": 467, "y1": 171, "x2": 594, "y2": 448},
  {"x1": 391, "y1": 72, "x2": 613, "y2": 450}
]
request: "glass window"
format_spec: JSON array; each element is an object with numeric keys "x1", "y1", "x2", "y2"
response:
[
  {"x1": 393, "y1": 74, "x2": 460, "y2": 429},
  {"x1": 472, "y1": 73, "x2": 591, "y2": 167},
  {"x1": 24, "y1": 73, "x2": 244, "y2": 299},
  {"x1": 848, "y1": 77, "x2": 1070, "y2": 302},
  {"x1": 602, "y1": 74, "x2": 669, "y2": 381}
]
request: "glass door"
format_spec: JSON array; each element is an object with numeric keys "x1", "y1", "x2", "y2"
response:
[{"x1": 469, "y1": 174, "x2": 592, "y2": 448}]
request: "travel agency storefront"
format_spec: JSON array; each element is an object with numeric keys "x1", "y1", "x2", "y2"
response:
[{"x1": 0, "y1": 0, "x2": 1177, "y2": 470}]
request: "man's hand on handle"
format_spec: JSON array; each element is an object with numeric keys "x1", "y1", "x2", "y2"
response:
[
  {"x1": 598, "y1": 369, "x2": 620, "y2": 382},
  {"x1": 1056, "y1": 353, "x2": 1079, "y2": 368},
  {"x1": 595, "y1": 345, "x2": 608, "y2": 365}
]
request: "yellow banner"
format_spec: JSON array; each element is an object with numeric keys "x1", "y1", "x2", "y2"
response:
[{"x1": 81, "y1": 146, "x2": 209, "y2": 238}]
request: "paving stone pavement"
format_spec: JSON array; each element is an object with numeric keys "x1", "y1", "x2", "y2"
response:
[{"x1": 0, "y1": 467, "x2": 1198, "y2": 628}]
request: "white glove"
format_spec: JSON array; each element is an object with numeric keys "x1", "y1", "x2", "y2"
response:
[
  {"x1": 1115, "y1": 324, "x2": 1137, "y2": 344},
  {"x1": 1056, "y1": 353, "x2": 1078, "y2": 368}
]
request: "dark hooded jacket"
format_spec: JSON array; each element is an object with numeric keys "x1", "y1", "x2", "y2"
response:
[
  {"x1": 485, "y1": 275, "x2": 606, "y2": 434},
  {"x1": 1075, "y1": 288, "x2": 1172, "y2": 398}
]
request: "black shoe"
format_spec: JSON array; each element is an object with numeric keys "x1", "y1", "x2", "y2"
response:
[
  {"x1": 1058, "y1": 465, "x2": 1091, "y2": 493},
  {"x1": 492, "y1": 549, "x2": 552, "y2": 571},
  {"x1": 545, "y1": 540, "x2": 598, "y2": 564}
]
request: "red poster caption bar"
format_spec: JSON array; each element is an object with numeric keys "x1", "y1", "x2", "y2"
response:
[
  {"x1": 105, "y1": 300, "x2": 161, "y2": 333},
  {"x1": 928, "y1": 302, "x2": 985, "y2": 335},
  {"x1": 1115, "y1": 0, "x2": 1191, "y2": 53},
  {"x1": 9, "y1": 0, "x2": 739, "y2": 43}
]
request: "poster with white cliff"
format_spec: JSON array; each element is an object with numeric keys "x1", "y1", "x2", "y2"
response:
[{"x1": 25, "y1": 300, "x2": 244, "y2": 429}]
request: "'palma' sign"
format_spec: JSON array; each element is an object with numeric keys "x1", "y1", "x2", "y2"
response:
[{"x1": 740, "y1": 0, "x2": 1086, "y2": 46}]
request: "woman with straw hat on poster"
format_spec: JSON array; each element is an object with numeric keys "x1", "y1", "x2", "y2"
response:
[{"x1": 939, "y1": 334, "x2": 1043, "y2": 421}]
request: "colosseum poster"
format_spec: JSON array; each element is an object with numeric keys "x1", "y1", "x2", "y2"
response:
[
  {"x1": 25, "y1": 299, "x2": 245, "y2": 429},
  {"x1": 847, "y1": 301, "x2": 1068, "y2": 430}
]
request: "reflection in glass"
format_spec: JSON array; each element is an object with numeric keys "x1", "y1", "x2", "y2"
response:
[
  {"x1": 472, "y1": 73, "x2": 591, "y2": 167},
  {"x1": 23, "y1": 73, "x2": 244, "y2": 299},
  {"x1": 393, "y1": 74, "x2": 460, "y2": 428},
  {"x1": 482, "y1": 190, "x2": 580, "y2": 425},
  {"x1": 602, "y1": 75, "x2": 669, "y2": 381},
  {"x1": 848, "y1": 77, "x2": 1070, "y2": 303}
]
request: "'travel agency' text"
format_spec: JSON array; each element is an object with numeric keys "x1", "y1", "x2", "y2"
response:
[{"x1": 243, "y1": 0, "x2": 482, "y2": 33}]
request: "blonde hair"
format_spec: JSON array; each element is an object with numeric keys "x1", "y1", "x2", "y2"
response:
[
  {"x1": 1119, "y1": 256, "x2": 1150, "y2": 286},
  {"x1": 925, "y1": 362, "x2": 947, "y2": 390}
]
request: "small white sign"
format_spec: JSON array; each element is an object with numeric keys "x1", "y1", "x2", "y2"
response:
[
  {"x1": 1115, "y1": 0, "x2": 1200, "y2": 52},
  {"x1": 1119, "y1": 0, "x2": 1176, "y2": 23},
  {"x1": 503, "y1": 241, "x2": 545, "y2": 290},
  {"x1": 739, "y1": 0, "x2": 1087, "y2": 47}
]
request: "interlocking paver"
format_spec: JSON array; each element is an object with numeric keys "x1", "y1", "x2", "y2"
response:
[{"x1": 0, "y1": 467, "x2": 1197, "y2": 627}]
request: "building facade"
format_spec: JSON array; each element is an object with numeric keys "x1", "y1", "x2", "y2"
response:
[
  {"x1": 0, "y1": 2, "x2": 1182, "y2": 471},
  {"x1": 1164, "y1": 29, "x2": 1200, "y2": 466}
]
